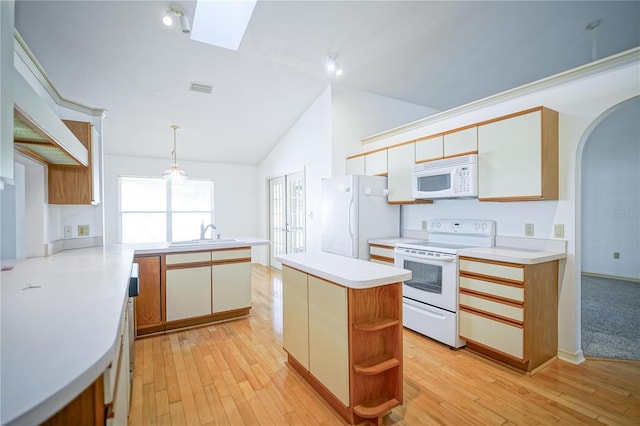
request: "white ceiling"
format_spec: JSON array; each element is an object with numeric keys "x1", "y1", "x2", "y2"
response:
[{"x1": 14, "y1": 1, "x2": 640, "y2": 166}]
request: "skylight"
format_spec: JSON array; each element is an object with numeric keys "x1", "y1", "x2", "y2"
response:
[{"x1": 190, "y1": 0, "x2": 257, "y2": 51}]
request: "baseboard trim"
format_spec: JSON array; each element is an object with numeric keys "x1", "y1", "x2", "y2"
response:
[
  {"x1": 557, "y1": 348, "x2": 586, "y2": 365},
  {"x1": 581, "y1": 272, "x2": 640, "y2": 284}
]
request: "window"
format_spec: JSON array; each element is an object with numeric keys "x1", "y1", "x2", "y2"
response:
[{"x1": 118, "y1": 176, "x2": 214, "y2": 243}]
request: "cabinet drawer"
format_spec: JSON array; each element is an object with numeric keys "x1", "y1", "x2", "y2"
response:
[
  {"x1": 460, "y1": 258, "x2": 523, "y2": 282},
  {"x1": 166, "y1": 251, "x2": 211, "y2": 265},
  {"x1": 369, "y1": 245, "x2": 395, "y2": 259},
  {"x1": 459, "y1": 309, "x2": 523, "y2": 359},
  {"x1": 459, "y1": 276, "x2": 523, "y2": 302},
  {"x1": 459, "y1": 293, "x2": 523, "y2": 323},
  {"x1": 212, "y1": 248, "x2": 251, "y2": 261}
]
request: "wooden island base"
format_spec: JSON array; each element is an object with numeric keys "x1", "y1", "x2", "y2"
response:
[{"x1": 279, "y1": 252, "x2": 409, "y2": 426}]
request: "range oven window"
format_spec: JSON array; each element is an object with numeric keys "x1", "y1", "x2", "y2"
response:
[
  {"x1": 402, "y1": 260, "x2": 443, "y2": 294},
  {"x1": 417, "y1": 174, "x2": 450, "y2": 192}
]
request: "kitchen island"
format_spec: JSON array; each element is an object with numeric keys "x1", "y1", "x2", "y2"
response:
[{"x1": 278, "y1": 252, "x2": 411, "y2": 425}]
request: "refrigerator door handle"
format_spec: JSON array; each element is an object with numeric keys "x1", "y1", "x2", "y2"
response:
[{"x1": 348, "y1": 197, "x2": 355, "y2": 240}]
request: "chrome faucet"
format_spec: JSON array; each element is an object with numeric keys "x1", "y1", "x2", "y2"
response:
[{"x1": 200, "y1": 221, "x2": 217, "y2": 240}]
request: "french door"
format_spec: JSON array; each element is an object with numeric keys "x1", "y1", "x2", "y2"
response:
[{"x1": 269, "y1": 171, "x2": 305, "y2": 269}]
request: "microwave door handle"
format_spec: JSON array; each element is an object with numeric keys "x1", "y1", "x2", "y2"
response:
[{"x1": 452, "y1": 167, "x2": 459, "y2": 194}]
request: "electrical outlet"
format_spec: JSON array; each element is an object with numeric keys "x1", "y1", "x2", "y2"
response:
[
  {"x1": 554, "y1": 224, "x2": 565, "y2": 238},
  {"x1": 78, "y1": 225, "x2": 90, "y2": 237},
  {"x1": 525, "y1": 223, "x2": 534, "y2": 237},
  {"x1": 64, "y1": 225, "x2": 72, "y2": 238},
  {"x1": 421, "y1": 220, "x2": 428, "y2": 230},
  {"x1": 613, "y1": 252, "x2": 620, "y2": 259}
]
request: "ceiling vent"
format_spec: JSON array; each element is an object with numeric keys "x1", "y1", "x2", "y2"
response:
[{"x1": 190, "y1": 83, "x2": 213, "y2": 94}]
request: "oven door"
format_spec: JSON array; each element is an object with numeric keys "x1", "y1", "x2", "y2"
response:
[{"x1": 394, "y1": 250, "x2": 458, "y2": 312}]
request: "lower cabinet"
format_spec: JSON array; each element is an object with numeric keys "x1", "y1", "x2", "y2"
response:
[
  {"x1": 282, "y1": 265, "x2": 402, "y2": 424},
  {"x1": 135, "y1": 247, "x2": 252, "y2": 335},
  {"x1": 166, "y1": 265, "x2": 212, "y2": 321},
  {"x1": 458, "y1": 256, "x2": 559, "y2": 373},
  {"x1": 368, "y1": 243, "x2": 395, "y2": 265}
]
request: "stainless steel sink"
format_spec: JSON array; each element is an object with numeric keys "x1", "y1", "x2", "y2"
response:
[{"x1": 169, "y1": 238, "x2": 238, "y2": 247}]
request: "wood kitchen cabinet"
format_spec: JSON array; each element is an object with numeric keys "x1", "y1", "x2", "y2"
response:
[
  {"x1": 282, "y1": 265, "x2": 403, "y2": 424},
  {"x1": 369, "y1": 243, "x2": 395, "y2": 265},
  {"x1": 134, "y1": 255, "x2": 163, "y2": 336},
  {"x1": 387, "y1": 142, "x2": 415, "y2": 203},
  {"x1": 48, "y1": 119, "x2": 100, "y2": 204},
  {"x1": 136, "y1": 247, "x2": 252, "y2": 336},
  {"x1": 346, "y1": 154, "x2": 365, "y2": 175},
  {"x1": 477, "y1": 107, "x2": 558, "y2": 201},
  {"x1": 458, "y1": 256, "x2": 559, "y2": 374},
  {"x1": 415, "y1": 134, "x2": 444, "y2": 163},
  {"x1": 443, "y1": 125, "x2": 478, "y2": 157},
  {"x1": 211, "y1": 248, "x2": 252, "y2": 313}
]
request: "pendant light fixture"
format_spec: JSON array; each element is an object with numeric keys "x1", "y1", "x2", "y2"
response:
[{"x1": 162, "y1": 125, "x2": 188, "y2": 181}]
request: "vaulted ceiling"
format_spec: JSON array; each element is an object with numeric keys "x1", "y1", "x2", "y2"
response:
[{"x1": 15, "y1": 1, "x2": 640, "y2": 165}]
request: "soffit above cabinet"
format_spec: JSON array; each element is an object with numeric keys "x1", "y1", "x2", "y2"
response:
[{"x1": 13, "y1": 65, "x2": 88, "y2": 167}]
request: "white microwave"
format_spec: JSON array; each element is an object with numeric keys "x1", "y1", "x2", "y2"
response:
[{"x1": 412, "y1": 154, "x2": 478, "y2": 199}]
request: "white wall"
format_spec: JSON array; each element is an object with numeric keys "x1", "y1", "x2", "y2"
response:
[
  {"x1": 351, "y1": 57, "x2": 640, "y2": 362},
  {"x1": 256, "y1": 87, "x2": 332, "y2": 265},
  {"x1": 331, "y1": 84, "x2": 439, "y2": 176},
  {"x1": 0, "y1": 162, "x2": 24, "y2": 260},
  {"x1": 103, "y1": 155, "x2": 258, "y2": 245},
  {"x1": 581, "y1": 97, "x2": 640, "y2": 280}
]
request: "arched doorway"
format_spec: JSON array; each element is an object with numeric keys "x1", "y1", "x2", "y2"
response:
[{"x1": 579, "y1": 96, "x2": 640, "y2": 360}]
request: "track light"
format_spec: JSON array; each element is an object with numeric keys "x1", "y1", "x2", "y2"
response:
[
  {"x1": 326, "y1": 56, "x2": 343, "y2": 77},
  {"x1": 163, "y1": 5, "x2": 191, "y2": 34}
]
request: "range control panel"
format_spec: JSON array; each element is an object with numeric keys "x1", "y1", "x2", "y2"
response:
[{"x1": 428, "y1": 219, "x2": 496, "y2": 236}]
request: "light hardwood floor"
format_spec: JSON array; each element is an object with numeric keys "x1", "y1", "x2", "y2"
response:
[{"x1": 129, "y1": 265, "x2": 640, "y2": 425}]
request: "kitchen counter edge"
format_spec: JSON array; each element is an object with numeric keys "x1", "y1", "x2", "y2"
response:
[{"x1": 277, "y1": 252, "x2": 411, "y2": 289}]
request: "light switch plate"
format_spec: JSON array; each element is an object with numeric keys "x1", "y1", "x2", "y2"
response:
[
  {"x1": 554, "y1": 224, "x2": 565, "y2": 238},
  {"x1": 64, "y1": 225, "x2": 72, "y2": 238},
  {"x1": 525, "y1": 223, "x2": 534, "y2": 237},
  {"x1": 78, "y1": 225, "x2": 90, "y2": 236}
]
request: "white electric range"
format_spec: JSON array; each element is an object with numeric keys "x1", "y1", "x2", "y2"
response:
[{"x1": 394, "y1": 219, "x2": 496, "y2": 348}]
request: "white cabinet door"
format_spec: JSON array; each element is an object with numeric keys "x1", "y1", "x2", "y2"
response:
[
  {"x1": 308, "y1": 276, "x2": 349, "y2": 407},
  {"x1": 0, "y1": 0, "x2": 14, "y2": 186},
  {"x1": 212, "y1": 262, "x2": 251, "y2": 313},
  {"x1": 282, "y1": 266, "x2": 309, "y2": 369},
  {"x1": 444, "y1": 126, "x2": 477, "y2": 157},
  {"x1": 415, "y1": 135, "x2": 443, "y2": 162},
  {"x1": 346, "y1": 155, "x2": 365, "y2": 175},
  {"x1": 90, "y1": 126, "x2": 101, "y2": 204},
  {"x1": 166, "y1": 266, "x2": 212, "y2": 321},
  {"x1": 478, "y1": 110, "x2": 542, "y2": 199},
  {"x1": 364, "y1": 150, "x2": 387, "y2": 175},
  {"x1": 387, "y1": 143, "x2": 415, "y2": 203}
]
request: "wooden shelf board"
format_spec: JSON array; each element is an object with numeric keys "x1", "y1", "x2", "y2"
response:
[
  {"x1": 353, "y1": 398, "x2": 400, "y2": 418},
  {"x1": 353, "y1": 317, "x2": 399, "y2": 332},
  {"x1": 353, "y1": 356, "x2": 400, "y2": 375}
]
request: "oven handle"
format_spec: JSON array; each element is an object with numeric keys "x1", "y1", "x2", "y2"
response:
[{"x1": 404, "y1": 302, "x2": 447, "y2": 320}]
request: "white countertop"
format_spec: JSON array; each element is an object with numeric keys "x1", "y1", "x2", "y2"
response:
[
  {"x1": 0, "y1": 245, "x2": 135, "y2": 426},
  {"x1": 277, "y1": 252, "x2": 411, "y2": 289},
  {"x1": 132, "y1": 237, "x2": 269, "y2": 255},
  {"x1": 459, "y1": 236, "x2": 567, "y2": 264}
]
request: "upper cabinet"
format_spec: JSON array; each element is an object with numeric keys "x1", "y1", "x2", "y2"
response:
[
  {"x1": 48, "y1": 120, "x2": 100, "y2": 204},
  {"x1": 415, "y1": 135, "x2": 443, "y2": 163},
  {"x1": 346, "y1": 149, "x2": 388, "y2": 176},
  {"x1": 443, "y1": 126, "x2": 477, "y2": 157},
  {"x1": 346, "y1": 154, "x2": 365, "y2": 175},
  {"x1": 387, "y1": 142, "x2": 415, "y2": 203},
  {"x1": 364, "y1": 149, "x2": 387, "y2": 176},
  {"x1": 478, "y1": 107, "x2": 558, "y2": 201}
]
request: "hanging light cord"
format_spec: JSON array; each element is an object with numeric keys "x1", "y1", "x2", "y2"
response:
[{"x1": 171, "y1": 124, "x2": 179, "y2": 168}]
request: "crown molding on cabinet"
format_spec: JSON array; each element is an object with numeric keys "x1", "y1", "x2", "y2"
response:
[
  {"x1": 14, "y1": 31, "x2": 106, "y2": 118},
  {"x1": 361, "y1": 47, "x2": 640, "y2": 145}
]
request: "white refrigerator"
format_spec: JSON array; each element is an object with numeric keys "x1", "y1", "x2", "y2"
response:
[{"x1": 321, "y1": 175, "x2": 400, "y2": 259}]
